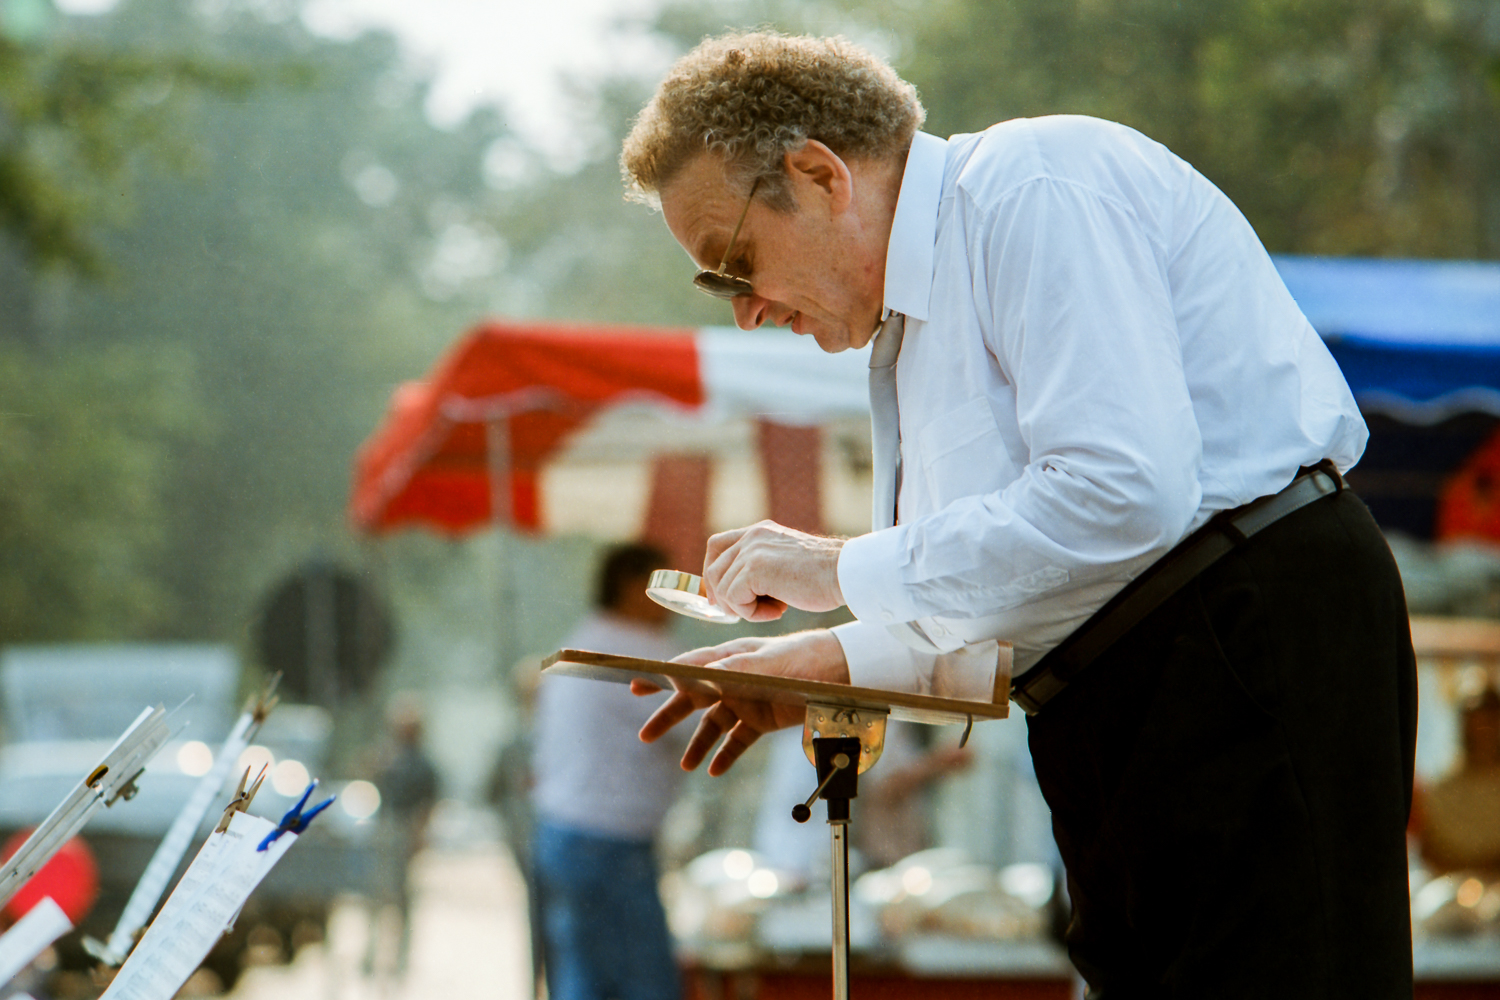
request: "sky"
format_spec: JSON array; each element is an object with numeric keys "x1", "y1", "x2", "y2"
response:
[{"x1": 300, "y1": 0, "x2": 675, "y2": 163}]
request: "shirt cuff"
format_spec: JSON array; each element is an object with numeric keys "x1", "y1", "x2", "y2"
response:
[
  {"x1": 830, "y1": 619, "x2": 931, "y2": 694},
  {"x1": 838, "y1": 527, "x2": 923, "y2": 626},
  {"x1": 931, "y1": 643, "x2": 1005, "y2": 703}
]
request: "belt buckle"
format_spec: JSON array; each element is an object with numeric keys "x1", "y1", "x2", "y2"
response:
[{"x1": 1010, "y1": 686, "x2": 1043, "y2": 716}]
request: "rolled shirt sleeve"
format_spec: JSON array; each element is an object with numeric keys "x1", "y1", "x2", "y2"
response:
[{"x1": 831, "y1": 618, "x2": 1001, "y2": 703}]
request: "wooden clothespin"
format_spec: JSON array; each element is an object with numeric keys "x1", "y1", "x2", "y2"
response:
[
  {"x1": 214, "y1": 764, "x2": 268, "y2": 833},
  {"x1": 249, "y1": 672, "x2": 282, "y2": 726}
]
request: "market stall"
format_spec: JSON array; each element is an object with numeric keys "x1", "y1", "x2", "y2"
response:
[
  {"x1": 1277, "y1": 254, "x2": 1500, "y2": 542},
  {"x1": 349, "y1": 321, "x2": 869, "y2": 537},
  {"x1": 351, "y1": 255, "x2": 1500, "y2": 544}
]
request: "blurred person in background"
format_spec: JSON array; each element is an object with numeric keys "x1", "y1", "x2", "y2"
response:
[
  {"x1": 1413, "y1": 683, "x2": 1500, "y2": 877},
  {"x1": 621, "y1": 31, "x2": 1416, "y2": 998},
  {"x1": 854, "y1": 725, "x2": 973, "y2": 871},
  {"x1": 530, "y1": 542, "x2": 694, "y2": 1000},
  {"x1": 487, "y1": 656, "x2": 547, "y2": 996},
  {"x1": 363, "y1": 693, "x2": 440, "y2": 978}
]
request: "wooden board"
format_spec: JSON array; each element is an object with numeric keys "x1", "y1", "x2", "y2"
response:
[{"x1": 542, "y1": 649, "x2": 1010, "y2": 726}]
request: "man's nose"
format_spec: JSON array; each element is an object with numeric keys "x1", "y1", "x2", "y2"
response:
[{"x1": 732, "y1": 294, "x2": 769, "y2": 330}]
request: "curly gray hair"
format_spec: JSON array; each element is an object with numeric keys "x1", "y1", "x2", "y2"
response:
[{"x1": 620, "y1": 31, "x2": 925, "y2": 212}]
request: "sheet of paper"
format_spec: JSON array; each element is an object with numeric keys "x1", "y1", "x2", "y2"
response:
[
  {"x1": 98, "y1": 711, "x2": 260, "y2": 964},
  {"x1": 0, "y1": 706, "x2": 171, "y2": 911},
  {"x1": 0, "y1": 897, "x2": 72, "y2": 986},
  {"x1": 101, "y1": 812, "x2": 295, "y2": 1000}
]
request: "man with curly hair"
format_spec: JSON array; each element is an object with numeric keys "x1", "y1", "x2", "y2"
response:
[{"x1": 623, "y1": 31, "x2": 1416, "y2": 998}]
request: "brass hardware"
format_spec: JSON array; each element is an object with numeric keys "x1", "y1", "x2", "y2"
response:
[{"x1": 802, "y1": 702, "x2": 888, "y2": 774}]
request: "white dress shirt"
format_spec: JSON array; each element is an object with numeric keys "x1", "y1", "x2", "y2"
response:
[{"x1": 833, "y1": 116, "x2": 1367, "y2": 693}]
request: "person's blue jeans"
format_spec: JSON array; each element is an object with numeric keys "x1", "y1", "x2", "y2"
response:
[{"x1": 532, "y1": 818, "x2": 681, "y2": 1000}]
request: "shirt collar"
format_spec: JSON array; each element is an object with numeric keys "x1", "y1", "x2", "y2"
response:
[{"x1": 882, "y1": 131, "x2": 948, "y2": 323}]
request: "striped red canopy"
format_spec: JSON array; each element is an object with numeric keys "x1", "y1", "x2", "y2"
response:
[{"x1": 349, "y1": 320, "x2": 869, "y2": 535}]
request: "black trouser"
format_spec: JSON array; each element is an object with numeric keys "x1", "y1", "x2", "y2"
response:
[{"x1": 1027, "y1": 488, "x2": 1417, "y2": 999}]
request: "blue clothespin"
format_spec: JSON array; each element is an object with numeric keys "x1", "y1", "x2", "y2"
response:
[{"x1": 257, "y1": 781, "x2": 336, "y2": 852}]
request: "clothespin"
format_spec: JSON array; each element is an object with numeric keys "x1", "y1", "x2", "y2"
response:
[
  {"x1": 249, "y1": 672, "x2": 282, "y2": 726},
  {"x1": 215, "y1": 765, "x2": 268, "y2": 834},
  {"x1": 256, "y1": 781, "x2": 335, "y2": 852}
]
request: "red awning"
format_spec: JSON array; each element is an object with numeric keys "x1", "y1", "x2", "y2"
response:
[
  {"x1": 351, "y1": 319, "x2": 873, "y2": 536},
  {"x1": 351, "y1": 321, "x2": 701, "y2": 535}
]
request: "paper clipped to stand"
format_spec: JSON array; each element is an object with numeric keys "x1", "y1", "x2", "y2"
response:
[
  {"x1": 101, "y1": 811, "x2": 295, "y2": 1000},
  {"x1": 92, "y1": 680, "x2": 278, "y2": 966},
  {"x1": 0, "y1": 897, "x2": 72, "y2": 986}
]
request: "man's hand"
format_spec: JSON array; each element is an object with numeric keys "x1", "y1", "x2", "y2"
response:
[
  {"x1": 704, "y1": 520, "x2": 845, "y2": 622},
  {"x1": 632, "y1": 630, "x2": 850, "y2": 776}
]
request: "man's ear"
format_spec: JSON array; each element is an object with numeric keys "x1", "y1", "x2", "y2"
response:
[{"x1": 784, "y1": 140, "x2": 853, "y2": 213}]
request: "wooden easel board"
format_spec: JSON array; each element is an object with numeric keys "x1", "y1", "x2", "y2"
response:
[{"x1": 542, "y1": 649, "x2": 1010, "y2": 725}]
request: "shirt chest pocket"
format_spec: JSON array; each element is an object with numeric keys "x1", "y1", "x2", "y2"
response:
[{"x1": 915, "y1": 396, "x2": 1018, "y2": 509}]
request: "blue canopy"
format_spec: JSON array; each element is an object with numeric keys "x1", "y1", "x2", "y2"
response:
[{"x1": 1273, "y1": 255, "x2": 1500, "y2": 425}]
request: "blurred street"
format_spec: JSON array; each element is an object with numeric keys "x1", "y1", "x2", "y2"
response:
[{"x1": 230, "y1": 841, "x2": 532, "y2": 1000}]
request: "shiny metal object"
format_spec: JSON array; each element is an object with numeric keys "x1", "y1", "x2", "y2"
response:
[
  {"x1": 802, "y1": 702, "x2": 888, "y2": 774},
  {"x1": 645, "y1": 570, "x2": 738, "y2": 624},
  {"x1": 831, "y1": 819, "x2": 850, "y2": 1000}
]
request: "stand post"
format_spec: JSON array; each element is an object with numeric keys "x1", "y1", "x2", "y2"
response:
[
  {"x1": 830, "y1": 804, "x2": 851, "y2": 1000},
  {"x1": 795, "y1": 734, "x2": 861, "y2": 1000}
]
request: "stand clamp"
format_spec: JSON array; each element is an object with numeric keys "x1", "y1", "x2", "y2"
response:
[{"x1": 801, "y1": 702, "x2": 888, "y2": 774}]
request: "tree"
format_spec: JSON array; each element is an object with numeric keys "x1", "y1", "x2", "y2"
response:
[
  {"x1": 0, "y1": 0, "x2": 514, "y2": 643},
  {"x1": 858, "y1": 0, "x2": 1500, "y2": 258},
  {"x1": 0, "y1": 5, "x2": 256, "y2": 276},
  {"x1": 0, "y1": 340, "x2": 197, "y2": 639},
  {"x1": 0, "y1": 1, "x2": 254, "y2": 639}
]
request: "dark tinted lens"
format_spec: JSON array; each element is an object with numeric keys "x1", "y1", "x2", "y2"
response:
[{"x1": 694, "y1": 269, "x2": 753, "y2": 301}]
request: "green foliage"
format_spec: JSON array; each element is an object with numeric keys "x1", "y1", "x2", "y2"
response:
[
  {"x1": 862, "y1": 0, "x2": 1500, "y2": 258},
  {"x1": 0, "y1": 28, "x2": 258, "y2": 274},
  {"x1": 0, "y1": 0, "x2": 509, "y2": 646},
  {"x1": 0, "y1": 337, "x2": 199, "y2": 638},
  {"x1": 480, "y1": 79, "x2": 735, "y2": 328}
]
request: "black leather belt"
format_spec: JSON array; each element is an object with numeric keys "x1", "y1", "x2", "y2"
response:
[{"x1": 1010, "y1": 461, "x2": 1345, "y2": 716}]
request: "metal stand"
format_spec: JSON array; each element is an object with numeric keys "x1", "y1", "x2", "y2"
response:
[{"x1": 792, "y1": 704, "x2": 889, "y2": 1000}]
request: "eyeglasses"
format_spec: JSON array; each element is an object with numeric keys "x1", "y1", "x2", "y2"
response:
[{"x1": 692, "y1": 178, "x2": 760, "y2": 300}]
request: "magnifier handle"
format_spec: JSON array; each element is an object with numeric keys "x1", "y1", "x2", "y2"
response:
[{"x1": 791, "y1": 752, "x2": 850, "y2": 823}]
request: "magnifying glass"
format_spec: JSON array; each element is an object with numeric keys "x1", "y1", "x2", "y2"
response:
[{"x1": 646, "y1": 570, "x2": 739, "y2": 624}]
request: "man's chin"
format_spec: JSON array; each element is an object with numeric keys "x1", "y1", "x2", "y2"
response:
[{"x1": 806, "y1": 326, "x2": 851, "y2": 354}]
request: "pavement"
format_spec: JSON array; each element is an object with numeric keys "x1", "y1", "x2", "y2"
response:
[{"x1": 228, "y1": 843, "x2": 534, "y2": 1000}]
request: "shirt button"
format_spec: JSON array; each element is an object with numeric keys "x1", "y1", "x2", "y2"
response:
[
  {"x1": 930, "y1": 624, "x2": 948, "y2": 637},
  {"x1": 881, "y1": 611, "x2": 894, "y2": 623}
]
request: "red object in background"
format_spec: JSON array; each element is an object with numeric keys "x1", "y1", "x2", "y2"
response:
[
  {"x1": 757, "y1": 419, "x2": 823, "y2": 535},
  {"x1": 1437, "y1": 428, "x2": 1500, "y2": 545},
  {"x1": 642, "y1": 454, "x2": 713, "y2": 575},
  {"x1": 350, "y1": 321, "x2": 702, "y2": 536},
  {"x1": 1, "y1": 830, "x2": 99, "y2": 925}
]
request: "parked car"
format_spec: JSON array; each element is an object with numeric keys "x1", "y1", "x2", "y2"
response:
[{"x1": 0, "y1": 643, "x2": 383, "y2": 986}]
